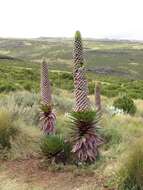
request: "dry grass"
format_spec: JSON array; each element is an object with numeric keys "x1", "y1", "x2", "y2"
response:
[
  {"x1": 135, "y1": 99, "x2": 143, "y2": 117},
  {"x1": 0, "y1": 92, "x2": 143, "y2": 189},
  {"x1": 8, "y1": 124, "x2": 42, "y2": 160}
]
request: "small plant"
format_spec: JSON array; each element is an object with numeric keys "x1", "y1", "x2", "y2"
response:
[
  {"x1": 113, "y1": 95, "x2": 136, "y2": 115},
  {"x1": 117, "y1": 138, "x2": 143, "y2": 190},
  {"x1": 40, "y1": 135, "x2": 71, "y2": 164},
  {"x1": 0, "y1": 110, "x2": 18, "y2": 149},
  {"x1": 69, "y1": 111, "x2": 103, "y2": 163}
]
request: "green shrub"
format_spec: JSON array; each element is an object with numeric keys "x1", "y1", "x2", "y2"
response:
[
  {"x1": 23, "y1": 82, "x2": 32, "y2": 91},
  {"x1": 0, "y1": 83, "x2": 17, "y2": 93},
  {"x1": 117, "y1": 138, "x2": 143, "y2": 190},
  {"x1": 0, "y1": 110, "x2": 18, "y2": 149},
  {"x1": 40, "y1": 135, "x2": 71, "y2": 164},
  {"x1": 113, "y1": 95, "x2": 136, "y2": 115}
]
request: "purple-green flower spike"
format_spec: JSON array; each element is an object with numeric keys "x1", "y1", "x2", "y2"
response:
[
  {"x1": 40, "y1": 58, "x2": 56, "y2": 134},
  {"x1": 73, "y1": 31, "x2": 90, "y2": 111}
]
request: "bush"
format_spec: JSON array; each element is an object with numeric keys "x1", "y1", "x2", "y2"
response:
[
  {"x1": 40, "y1": 135, "x2": 71, "y2": 164},
  {"x1": 113, "y1": 95, "x2": 136, "y2": 115},
  {"x1": 0, "y1": 82, "x2": 17, "y2": 93},
  {"x1": 117, "y1": 138, "x2": 143, "y2": 190},
  {"x1": 0, "y1": 110, "x2": 18, "y2": 149}
]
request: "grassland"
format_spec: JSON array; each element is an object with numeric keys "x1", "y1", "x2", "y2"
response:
[
  {"x1": 1, "y1": 38, "x2": 143, "y2": 77},
  {"x1": 0, "y1": 38, "x2": 143, "y2": 99}
]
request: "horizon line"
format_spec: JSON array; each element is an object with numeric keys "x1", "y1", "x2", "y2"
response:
[{"x1": 0, "y1": 36, "x2": 143, "y2": 43}]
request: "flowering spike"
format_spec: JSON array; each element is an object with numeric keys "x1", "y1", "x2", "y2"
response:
[
  {"x1": 41, "y1": 58, "x2": 52, "y2": 105},
  {"x1": 73, "y1": 31, "x2": 83, "y2": 72},
  {"x1": 74, "y1": 67, "x2": 90, "y2": 111},
  {"x1": 40, "y1": 58, "x2": 56, "y2": 134},
  {"x1": 95, "y1": 82, "x2": 101, "y2": 111},
  {"x1": 75, "y1": 31, "x2": 82, "y2": 40},
  {"x1": 73, "y1": 31, "x2": 90, "y2": 111}
]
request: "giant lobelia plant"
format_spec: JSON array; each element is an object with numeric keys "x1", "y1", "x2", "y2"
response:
[
  {"x1": 70, "y1": 31, "x2": 103, "y2": 163},
  {"x1": 40, "y1": 58, "x2": 56, "y2": 134}
]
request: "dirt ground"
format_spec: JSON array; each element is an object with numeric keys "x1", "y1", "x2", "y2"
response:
[{"x1": 0, "y1": 158, "x2": 114, "y2": 190}]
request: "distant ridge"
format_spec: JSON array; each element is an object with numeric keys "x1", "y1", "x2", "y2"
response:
[{"x1": 0, "y1": 36, "x2": 143, "y2": 43}]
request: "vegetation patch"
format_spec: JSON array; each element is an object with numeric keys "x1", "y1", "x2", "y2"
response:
[
  {"x1": 117, "y1": 138, "x2": 143, "y2": 190},
  {"x1": 113, "y1": 95, "x2": 136, "y2": 115},
  {"x1": 0, "y1": 110, "x2": 18, "y2": 149},
  {"x1": 40, "y1": 135, "x2": 71, "y2": 164}
]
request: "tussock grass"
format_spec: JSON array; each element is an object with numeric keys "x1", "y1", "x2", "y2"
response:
[
  {"x1": 117, "y1": 138, "x2": 143, "y2": 190},
  {"x1": 0, "y1": 122, "x2": 42, "y2": 160},
  {"x1": 7, "y1": 123, "x2": 42, "y2": 160},
  {"x1": 0, "y1": 109, "x2": 18, "y2": 150},
  {"x1": 135, "y1": 99, "x2": 143, "y2": 117}
]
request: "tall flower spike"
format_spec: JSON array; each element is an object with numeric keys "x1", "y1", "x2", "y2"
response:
[
  {"x1": 73, "y1": 31, "x2": 83, "y2": 73},
  {"x1": 40, "y1": 58, "x2": 56, "y2": 134},
  {"x1": 95, "y1": 82, "x2": 101, "y2": 111},
  {"x1": 73, "y1": 31, "x2": 90, "y2": 111},
  {"x1": 41, "y1": 58, "x2": 52, "y2": 105},
  {"x1": 74, "y1": 66, "x2": 90, "y2": 111}
]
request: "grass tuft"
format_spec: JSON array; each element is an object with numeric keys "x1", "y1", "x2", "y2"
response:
[{"x1": 117, "y1": 138, "x2": 143, "y2": 190}]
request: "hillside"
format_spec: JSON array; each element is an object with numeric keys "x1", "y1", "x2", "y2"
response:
[
  {"x1": 0, "y1": 38, "x2": 143, "y2": 99},
  {"x1": 0, "y1": 38, "x2": 143, "y2": 78}
]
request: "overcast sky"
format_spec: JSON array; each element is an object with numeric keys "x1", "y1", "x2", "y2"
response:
[{"x1": 0, "y1": 0, "x2": 143, "y2": 40}]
